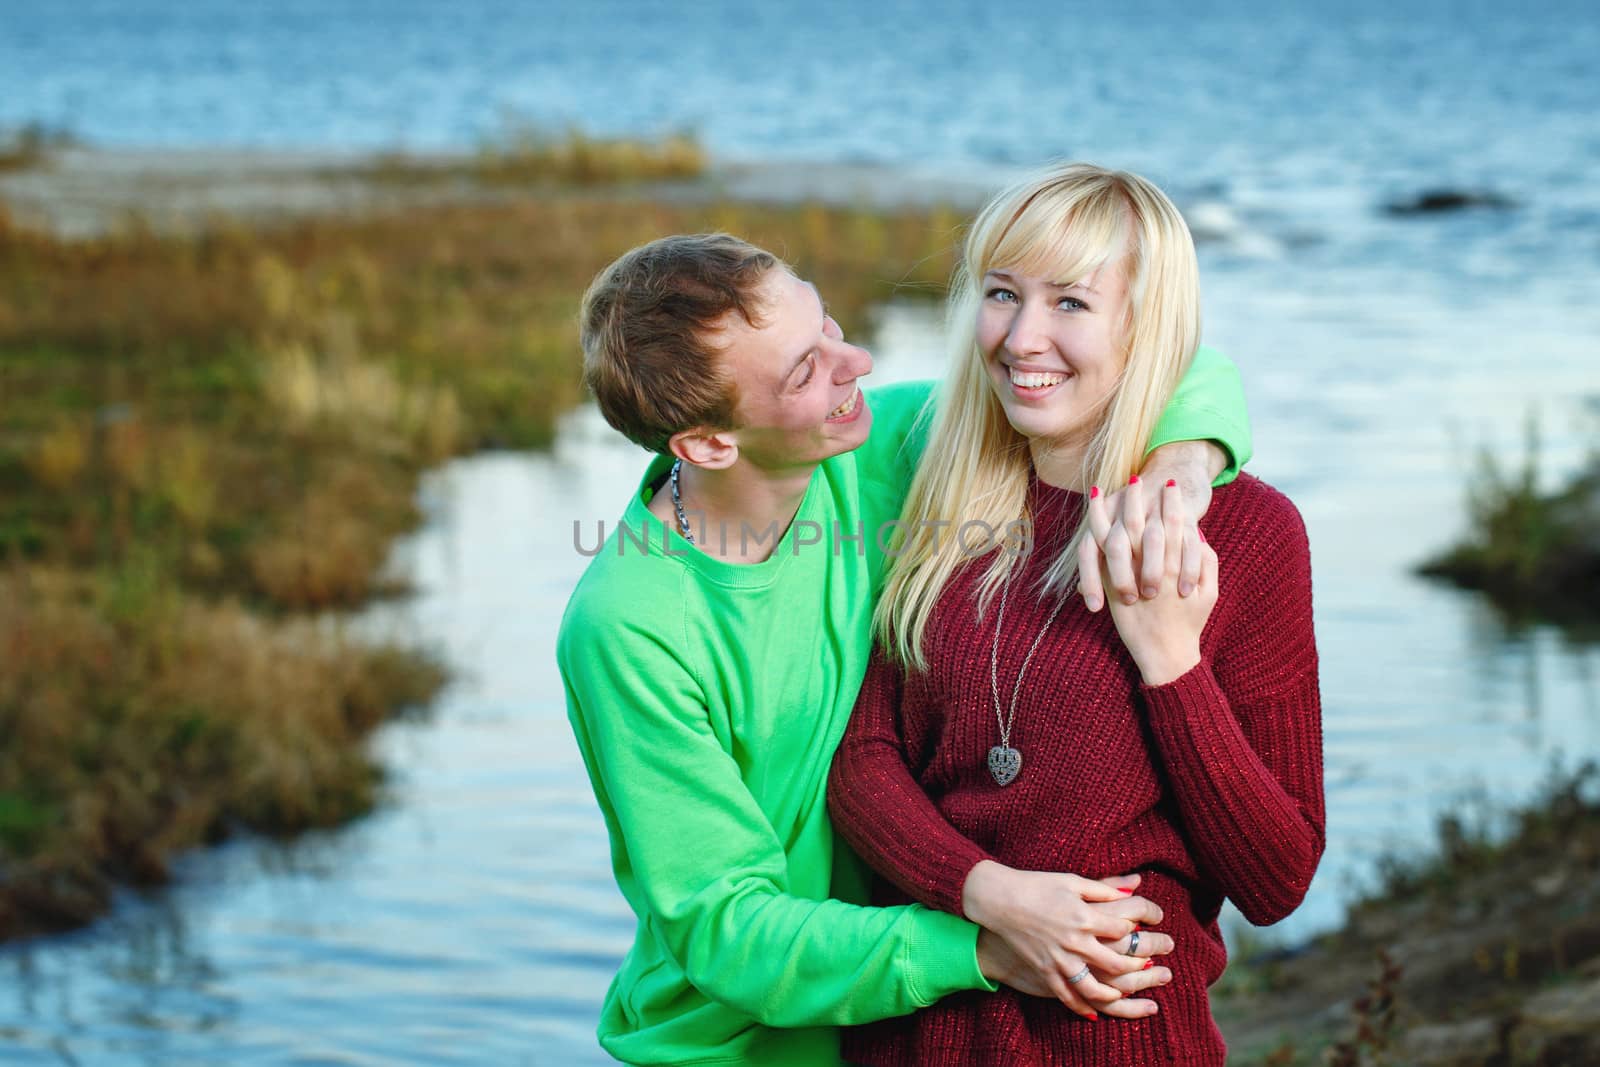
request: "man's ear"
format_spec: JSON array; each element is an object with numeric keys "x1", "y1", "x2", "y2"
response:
[{"x1": 666, "y1": 427, "x2": 740, "y2": 470}]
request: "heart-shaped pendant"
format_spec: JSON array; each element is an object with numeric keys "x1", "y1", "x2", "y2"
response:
[{"x1": 987, "y1": 745, "x2": 1022, "y2": 787}]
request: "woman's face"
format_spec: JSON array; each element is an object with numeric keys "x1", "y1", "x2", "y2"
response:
[{"x1": 975, "y1": 260, "x2": 1130, "y2": 452}]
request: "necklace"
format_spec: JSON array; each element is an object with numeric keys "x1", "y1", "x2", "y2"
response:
[
  {"x1": 986, "y1": 568, "x2": 1069, "y2": 787},
  {"x1": 669, "y1": 459, "x2": 696, "y2": 545}
]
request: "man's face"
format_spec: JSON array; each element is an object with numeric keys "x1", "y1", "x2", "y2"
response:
[{"x1": 709, "y1": 269, "x2": 875, "y2": 473}]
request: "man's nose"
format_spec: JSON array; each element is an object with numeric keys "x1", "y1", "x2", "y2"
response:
[{"x1": 833, "y1": 339, "x2": 873, "y2": 382}]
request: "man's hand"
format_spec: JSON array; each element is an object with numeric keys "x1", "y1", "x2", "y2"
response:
[
  {"x1": 1077, "y1": 440, "x2": 1224, "y2": 612},
  {"x1": 964, "y1": 861, "x2": 1171, "y2": 1020}
]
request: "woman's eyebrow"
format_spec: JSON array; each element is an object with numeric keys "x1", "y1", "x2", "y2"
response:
[{"x1": 985, "y1": 269, "x2": 1099, "y2": 294}]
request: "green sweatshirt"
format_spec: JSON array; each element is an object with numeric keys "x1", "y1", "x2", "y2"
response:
[{"x1": 557, "y1": 347, "x2": 1250, "y2": 1067}]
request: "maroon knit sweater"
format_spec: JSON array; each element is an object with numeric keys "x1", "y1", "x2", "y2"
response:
[{"x1": 827, "y1": 473, "x2": 1323, "y2": 1067}]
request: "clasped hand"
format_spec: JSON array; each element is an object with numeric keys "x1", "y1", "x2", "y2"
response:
[
  {"x1": 965, "y1": 862, "x2": 1174, "y2": 1020},
  {"x1": 1081, "y1": 475, "x2": 1219, "y2": 687}
]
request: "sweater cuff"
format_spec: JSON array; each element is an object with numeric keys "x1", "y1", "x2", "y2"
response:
[
  {"x1": 923, "y1": 838, "x2": 995, "y2": 919},
  {"x1": 1138, "y1": 660, "x2": 1239, "y2": 776},
  {"x1": 905, "y1": 908, "x2": 999, "y2": 1004},
  {"x1": 1139, "y1": 658, "x2": 1224, "y2": 707}
]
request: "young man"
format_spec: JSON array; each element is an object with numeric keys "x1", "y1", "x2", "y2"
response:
[{"x1": 557, "y1": 234, "x2": 1252, "y2": 1065}]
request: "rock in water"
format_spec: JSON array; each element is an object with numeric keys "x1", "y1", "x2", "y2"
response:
[{"x1": 1384, "y1": 189, "x2": 1515, "y2": 216}]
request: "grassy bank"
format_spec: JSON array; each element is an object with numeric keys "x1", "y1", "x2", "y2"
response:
[
  {"x1": 1217, "y1": 763, "x2": 1600, "y2": 1065},
  {"x1": 359, "y1": 126, "x2": 709, "y2": 187},
  {"x1": 0, "y1": 566, "x2": 448, "y2": 939},
  {"x1": 0, "y1": 123, "x2": 73, "y2": 174},
  {"x1": 1419, "y1": 420, "x2": 1600, "y2": 632},
  {"x1": 0, "y1": 155, "x2": 967, "y2": 940}
]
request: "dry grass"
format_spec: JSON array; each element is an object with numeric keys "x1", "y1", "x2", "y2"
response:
[
  {"x1": 0, "y1": 122, "x2": 71, "y2": 174},
  {"x1": 0, "y1": 565, "x2": 446, "y2": 939},
  {"x1": 363, "y1": 128, "x2": 708, "y2": 188},
  {"x1": 474, "y1": 127, "x2": 707, "y2": 185}
]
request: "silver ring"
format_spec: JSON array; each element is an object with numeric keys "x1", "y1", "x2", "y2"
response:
[
  {"x1": 1066, "y1": 964, "x2": 1091, "y2": 985},
  {"x1": 1126, "y1": 930, "x2": 1141, "y2": 957}
]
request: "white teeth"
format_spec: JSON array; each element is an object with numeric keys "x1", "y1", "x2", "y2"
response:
[
  {"x1": 828, "y1": 389, "x2": 859, "y2": 418},
  {"x1": 1008, "y1": 367, "x2": 1068, "y2": 389}
]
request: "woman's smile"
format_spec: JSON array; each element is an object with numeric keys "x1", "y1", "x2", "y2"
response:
[{"x1": 1004, "y1": 364, "x2": 1075, "y2": 400}]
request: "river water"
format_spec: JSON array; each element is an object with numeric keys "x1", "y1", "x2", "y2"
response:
[{"x1": 3, "y1": 1, "x2": 1599, "y2": 1063}]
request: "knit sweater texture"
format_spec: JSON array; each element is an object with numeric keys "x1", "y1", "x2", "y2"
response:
[{"x1": 828, "y1": 473, "x2": 1323, "y2": 1067}]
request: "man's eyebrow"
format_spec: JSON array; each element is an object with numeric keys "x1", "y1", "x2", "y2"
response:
[{"x1": 985, "y1": 269, "x2": 1100, "y2": 295}]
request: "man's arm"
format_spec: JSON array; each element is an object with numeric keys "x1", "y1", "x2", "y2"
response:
[
  {"x1": 558, "y1": 607, "x2": 995, "y2": 1029},
  {"x1": 1148, "y1": 343, "x2": 1252, "y2": 485}
]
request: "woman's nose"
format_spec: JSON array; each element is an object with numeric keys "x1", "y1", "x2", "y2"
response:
[{"x1": 1007, "y1": 305, "x2": 1051, "y2": 355}]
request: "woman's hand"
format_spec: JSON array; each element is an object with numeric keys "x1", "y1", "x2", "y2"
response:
[
  {"x1": 964, "y1": 861, "x2": 1170, "y2": 1019},
  {"x1": 1077, "y1": 441, "x2": 1219, "y2": 612},
  {"x1": 1095, "y1": 480, "x2": 1219, "y2": 686}
]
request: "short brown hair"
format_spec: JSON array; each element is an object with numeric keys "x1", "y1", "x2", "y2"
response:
[{"x1": 580, "y1": 233, "x2": 780, "y2": 453}]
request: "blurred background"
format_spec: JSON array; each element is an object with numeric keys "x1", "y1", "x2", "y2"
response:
[{"x1": 1, "y1": 1, "x2": 1597, "y2": 1064}]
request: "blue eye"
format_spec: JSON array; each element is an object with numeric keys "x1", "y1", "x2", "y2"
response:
[
  {"x1": 1057, "y1": 296, "x2": 1088, "y2": 311},
  {"x1": 985, "y1": 287, "x2": 1017, "y2": 303}
]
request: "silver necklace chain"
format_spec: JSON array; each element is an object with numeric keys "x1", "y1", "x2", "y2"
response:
[
  {"x1": 987, "y1": 569, "x2": 1069, "y2": 751},
  {"x1": 669, "y1": 459, "x2": 696, "y2": 545}
]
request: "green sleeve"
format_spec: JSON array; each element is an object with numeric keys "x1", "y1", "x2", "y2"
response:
[
  {"x1": 558, "y1": 610, "x2": 994, "y2": 1029},
  {"x1": 1147, "y1": 344, "x2": 1253, "y2": 486}
]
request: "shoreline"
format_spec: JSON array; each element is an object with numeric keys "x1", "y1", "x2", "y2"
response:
[
  {"x1": 0, "y1": 145, "x2": 1004, "y2": 238},
  {"x1": 1215, "y1": 764, "x2": 1600, "y2": 1065}
]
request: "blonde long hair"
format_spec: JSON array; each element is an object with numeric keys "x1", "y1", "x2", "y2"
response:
[{"x1": 878, "y1": 163, "x2": 1201, "y2": 670}]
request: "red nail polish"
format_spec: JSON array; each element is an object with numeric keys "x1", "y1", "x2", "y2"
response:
[
  {"x1": 1166, "y1": 478, "x2": 1176, "y2": 488},
  {"x1": 1198, "y1": 529, "x2": 1206, "y2": 543},
  {"x1": 1118, "y1": 888, "x2": 1133, "y2": 895},
  {"x1": 1088, "y1": 1012, "x2": 1099, "y2": 1021},
  {"x1": 1089, "y1": 485, "x2": 1100, "y2": 499},
  {"x1": 1128, "y1": 475, "x2": 1140, "y2": 485},
  {"x1": 1143, "y1": 960, "x2": 1154, "y2": 970}
]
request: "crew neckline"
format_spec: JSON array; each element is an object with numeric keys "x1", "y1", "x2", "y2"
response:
[{"x1": 625, "y1": 455, "x2": 826, "y2": 588}]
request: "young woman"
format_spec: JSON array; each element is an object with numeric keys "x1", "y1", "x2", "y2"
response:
[{"x1": 827, "y1": 163, "x2": 1324, "y2": 1065}]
